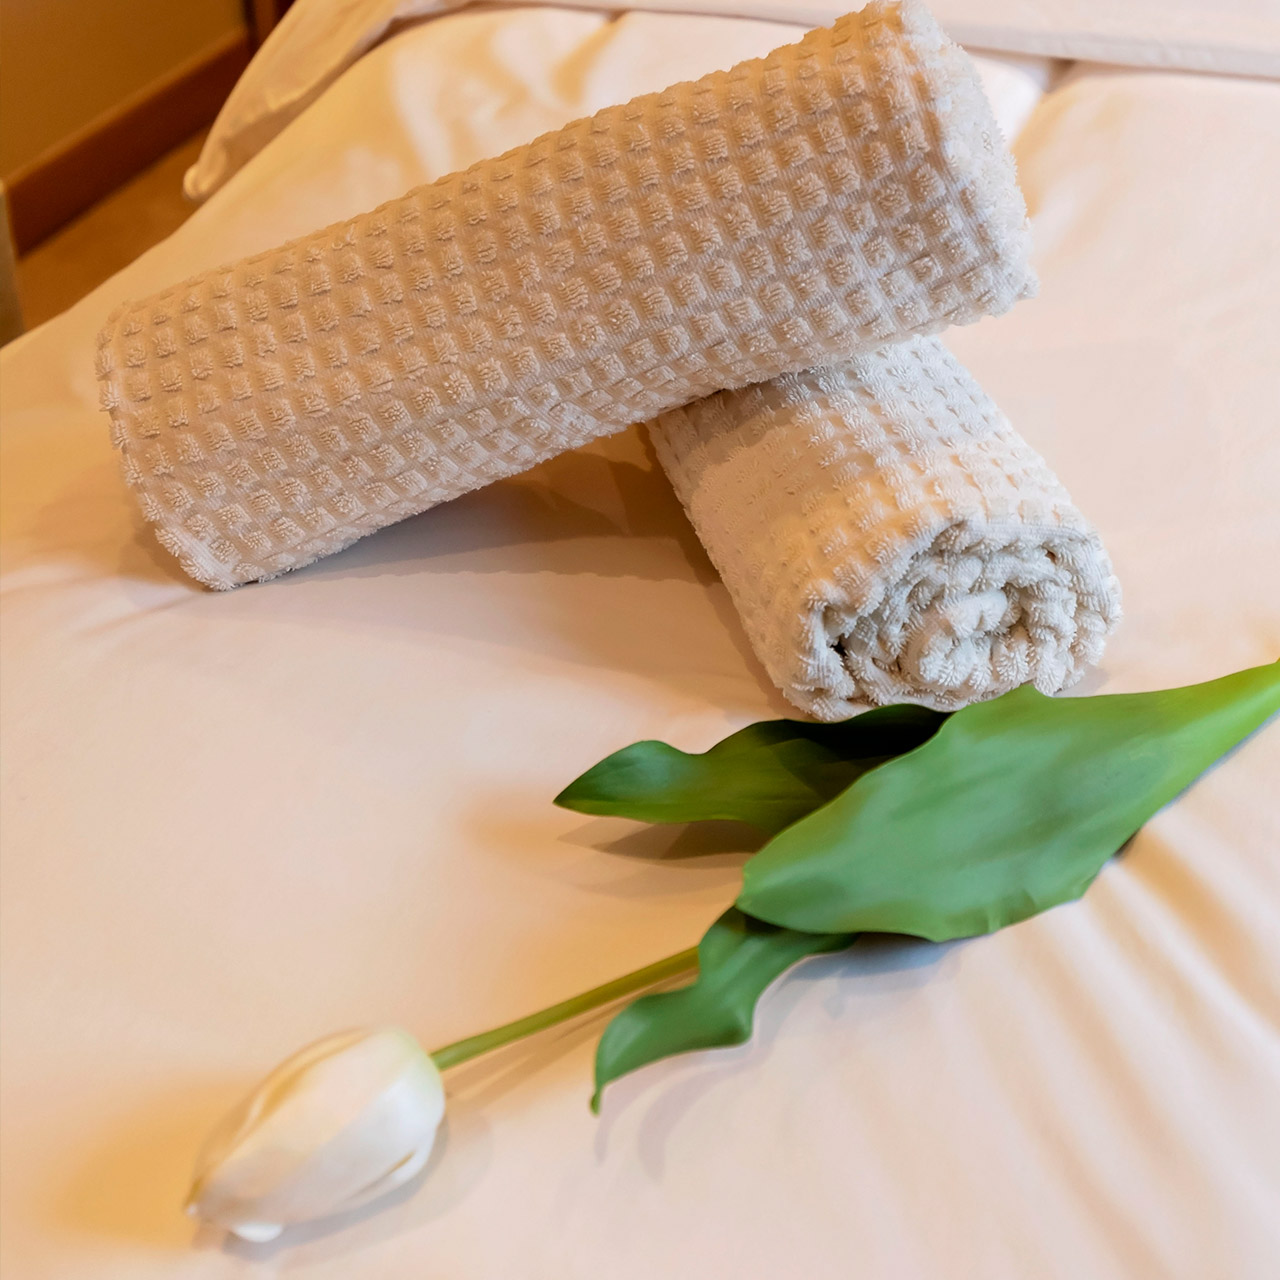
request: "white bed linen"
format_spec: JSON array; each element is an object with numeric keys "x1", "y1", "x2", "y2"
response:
[
  {"x1": 2, "y1": 9, "x2": 1278, "y2": 1278},
  {"x1": 185, "y1": 0, "x2": 1280, "y2": 200}
]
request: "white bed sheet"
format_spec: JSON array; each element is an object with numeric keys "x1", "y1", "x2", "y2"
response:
[
  {"x1": 2, "y1": 9, "x2": 1279, "y2": 1278},
  {"x1": 184, "y1": 0, "x2": 1280, "y2": 200}
]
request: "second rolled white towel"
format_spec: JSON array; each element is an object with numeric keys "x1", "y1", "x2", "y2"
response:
[{"x1": 648, "y1": 337, "x2": 1121, "y2": 718}]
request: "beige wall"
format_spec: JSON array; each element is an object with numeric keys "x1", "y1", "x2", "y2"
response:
[{"x1": 0, "y1": 0, "x2": 245, "y2": 178}]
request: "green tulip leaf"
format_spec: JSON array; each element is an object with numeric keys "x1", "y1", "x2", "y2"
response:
[
  {"x1": 593, "y1": 907, "x2": 851, "y2": 1110},
  {"x1": 556, "y1": 705, "x2": 946, "y2": 836},
  {"x1": 737, "y1": 662, "x2": 1280, "y2": 940}
]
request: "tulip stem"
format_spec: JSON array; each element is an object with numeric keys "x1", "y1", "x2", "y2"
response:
[{"x1": 428, "y1": 946, "x2": 700, "y2": 1071}]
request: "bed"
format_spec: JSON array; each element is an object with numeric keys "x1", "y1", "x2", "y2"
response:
[{"x1": 2, "y1": 2, "x2": 1278, "y2": 1276}]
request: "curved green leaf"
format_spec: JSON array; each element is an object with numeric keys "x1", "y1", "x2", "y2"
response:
[
  {"x1": 738, "y1": 662, "x2": 1280, "y2": 939},
  {"x1": 556, "y1": 705, "x2": 945, "y2": 836},
  {"x1": 592, "y1": 908, "x2": 851, "y2": 1110}
]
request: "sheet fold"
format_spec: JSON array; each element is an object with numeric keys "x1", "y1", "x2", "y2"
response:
[{"x1": 649, "y1": 337, "x2": 1121, "y2": 717}]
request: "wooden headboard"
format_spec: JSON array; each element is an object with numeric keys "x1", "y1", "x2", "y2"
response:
[{"x1": 247, "y1": 0, "x2": 296, "y2": 46}]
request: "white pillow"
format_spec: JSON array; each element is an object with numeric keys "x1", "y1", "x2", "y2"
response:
[{"x1": 188, "y1": 0, "x2": 1280, "y2": 203}]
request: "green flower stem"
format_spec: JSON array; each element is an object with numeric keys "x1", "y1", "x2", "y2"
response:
[{"x1": 429, "y1": 946, "x2": 699, "y2": 1071}]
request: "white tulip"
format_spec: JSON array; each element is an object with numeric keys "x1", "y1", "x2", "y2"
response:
[{"x1": 186, "y1": 1026, "x2": 445, "y2": 1242}]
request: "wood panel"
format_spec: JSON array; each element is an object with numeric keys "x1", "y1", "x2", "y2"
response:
[
  {"x1": 0, "y1": 184, "x2": 22, "y2": 344},
  {"x1": 4, "y1": 28, "x2": 250, "y2": 254},
  {"x1": 247, "y1": 0, "x2": 295, "y2": 46}
]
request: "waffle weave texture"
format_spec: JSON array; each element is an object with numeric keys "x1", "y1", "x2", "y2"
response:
[
  {"x1": 96, "y1": 1, "x2": 1034, "y2": 588},
  {"x1": 649, "y1": 337, "x2": 1122, "y2": 718}
]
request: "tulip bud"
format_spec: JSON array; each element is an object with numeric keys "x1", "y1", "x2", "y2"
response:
[{"x1": 186, "y1": 1027, "x2": 445, "y2": 1242}]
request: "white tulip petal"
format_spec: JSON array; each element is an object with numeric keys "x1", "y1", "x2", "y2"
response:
[
  {"x1": 227, "y1": 1221, "x2": 285, "y2": 1244},
  {"x1": 187, "y1": 1027, "x2": 445, "y2": 1239}
]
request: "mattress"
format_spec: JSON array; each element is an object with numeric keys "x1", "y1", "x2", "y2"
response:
[{"x1": 1, "y1": 5, "x2": 1278, "y2": 1277}]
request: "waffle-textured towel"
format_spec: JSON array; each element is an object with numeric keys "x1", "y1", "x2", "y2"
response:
[
  {"x1": 649, "y1": 337, "x2": 1121, "y2": 718},
  {"x1": 96, "y1": 1, "x2": 1034, "y2": 588}
]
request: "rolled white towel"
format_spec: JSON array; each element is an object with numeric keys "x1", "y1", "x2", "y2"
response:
[
  {"x1": 96, "y1": 1, "x2": 1034, "y2": 588},
  {"x1": 648, "y1": 337, "x2": 1121, "y2": 718}
]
